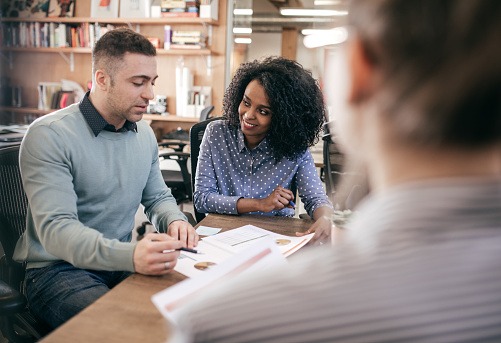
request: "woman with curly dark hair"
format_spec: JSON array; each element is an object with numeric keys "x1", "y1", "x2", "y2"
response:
[{"x1": 194, "y1": 56, "x2": 333, "y2": 243}]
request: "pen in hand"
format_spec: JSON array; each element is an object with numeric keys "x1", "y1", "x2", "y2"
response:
[
  {"x1": 162, "y1": 247, "x2": 202, "y2": 254},
  {"x1": 177, "y1": 247, "x2": 201, "y2": 254}
]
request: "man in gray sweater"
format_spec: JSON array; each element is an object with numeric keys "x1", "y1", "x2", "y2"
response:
[
  {"x1": 14, "y1": 28, "x2": 198, "y2": 330},
  {"x1": 172, "y1": 0, "x2": 501, "y2": 341}
]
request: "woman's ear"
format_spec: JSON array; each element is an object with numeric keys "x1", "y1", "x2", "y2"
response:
[{"x1": 347, "y1": 36, "x2": 375, "y2": 104}]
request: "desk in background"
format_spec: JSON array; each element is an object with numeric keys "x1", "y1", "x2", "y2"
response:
[{"x1": 40, "y1": 214, "x2": 314, "y2": 343}]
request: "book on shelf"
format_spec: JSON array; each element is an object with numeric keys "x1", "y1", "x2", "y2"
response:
[
  {"x1": 38, "y1": 82, "x2": 62, "y2": 111},
  {"x1": 161, "y1": 0, "x2": 187, "y2": 9},
  {"x1": 161, "y1": 11, "x2": 198, "y2": 18},
  {"x1": 170, "y1": 43, "x2": 205, "y2": 49},
  {"x1": 47, "y1": 0, "x2": 76, "y2": 18}
]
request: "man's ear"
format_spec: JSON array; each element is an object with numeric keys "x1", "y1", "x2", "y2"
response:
[
  {"x1": 94, "y1": 69, "x2": 109, "y2": 91},
  {"x1": 348, "y1": 35, "x2": 375, "y2": 104}
]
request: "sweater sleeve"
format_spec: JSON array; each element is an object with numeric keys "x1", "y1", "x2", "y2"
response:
[{"x1": 20, "y1": 125, "x2": 136, "y2": 272}]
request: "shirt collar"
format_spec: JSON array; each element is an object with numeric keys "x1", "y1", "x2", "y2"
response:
[
  {"x1": 79, "y1": 91, "x2": 138, "y2": 137},
  {"x1": 236, "y1": 127, "x2": 271, "y2": 154}
]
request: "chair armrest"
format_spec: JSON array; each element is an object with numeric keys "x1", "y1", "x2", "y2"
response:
[
  {"x1": 158, "y1": 140, "x2": 188, "y2": 152},
  {"x1": 158, "y1": 151, "x2": 191, "y2": 160},
  {"x1": 0, "y1": 279, "x2": 26, "y2": 315}
]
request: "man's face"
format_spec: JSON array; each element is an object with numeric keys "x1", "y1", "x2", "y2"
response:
[{"x1": 105, "y1": 52, "x2": 158, "y2": 128}]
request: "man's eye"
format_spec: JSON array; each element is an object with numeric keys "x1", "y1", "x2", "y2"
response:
[{"x1": 133, "y1": 82, "x2": 144, "y2": 86}]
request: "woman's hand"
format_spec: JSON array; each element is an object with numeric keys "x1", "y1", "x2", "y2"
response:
[{"x1": 259, "y1": 186, "x2": 295, "y2": 212}]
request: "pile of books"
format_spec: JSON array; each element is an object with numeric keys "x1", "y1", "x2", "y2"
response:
[
  {"x1": 170, "y1": 30, "x2": 206, "y2": 50},
  {"x1": 161, "y1": 0, "x2": 200, "y2": 18},
  {"x1": 1, "y1": 22, "x2": 115, "y2": 49}
]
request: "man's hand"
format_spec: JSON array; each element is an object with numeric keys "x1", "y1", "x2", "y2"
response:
[
  {"x1": 167, "y1": 220, "x2": 199, "y2": 249},
  {"x1": 133, "y1": 232, "x2": 181, "y2": 275}
]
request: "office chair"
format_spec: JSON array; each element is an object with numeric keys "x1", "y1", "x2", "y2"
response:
[
  {"x1": 158, "y1": 105, "x2": 216, "y2": 206},
  {"x1": 322, "y1": 122, "x2": 369, "y2": 210},
  {"x1": 0, "y1": 145, "x2": 51, "y2": 343},
  {"x1": 322, "y1": 123, "x2": 345, "y2": 202},
  {"x1": 189, "y1": 117, "x2": 224, "y2": 223}
]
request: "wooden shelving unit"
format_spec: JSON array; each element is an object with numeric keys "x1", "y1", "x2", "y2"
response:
[{"x1": 0, "y1": 1, "x2": 228, "y2": 135}]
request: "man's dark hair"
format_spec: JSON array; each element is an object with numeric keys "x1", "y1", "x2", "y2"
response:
[
  {"x1": 92, "y1": 28, "x2": 156, "y2": 84},
  {"x1": 350, "y1": 0, "x2": 501, "y2": 148},
  {"x1": 224, "y1": 56, "x2": 326, "y2": 161}
]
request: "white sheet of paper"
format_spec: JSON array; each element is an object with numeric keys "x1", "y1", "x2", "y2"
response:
[
  {"x1": 174, "y1": 225, "x2": 313, "y2": 278},
  {"x1": 203, "y1": 224, "x2": 314, "y2": 257},
  {"x1": 152, "y1": 239, "x2": 286, "y2": 323},
  {"x1": 174, "y1": 240, "x2": 233, "y2": 278}
]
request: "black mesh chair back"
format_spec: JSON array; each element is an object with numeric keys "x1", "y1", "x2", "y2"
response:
[
  {"x1": 322, "y1": 123, "x2": 345, "y2": 201},
  {"x1": 189, "y1": 117, "x2": 223, "y2": 223},
  {"x1": 0, "y1": 145, "x2": 27, "y2": 292},
  {"x1": 0, "y1": 145, "x2": 51, "y2": 342}
]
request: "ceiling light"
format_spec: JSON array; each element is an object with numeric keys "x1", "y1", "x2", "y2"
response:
[
  {"x1": 303, "y1": 27, "x2": 348, "y2": 48},
  {"x1": 234, "y1": 38, "x2": 252, "y2": 44},
  {"x1": 280, "y1": 8, "x2": 348, "y2": 16},
  {"x1": 233, "y1": 27, "x2": 253, "y2": 34},
  {"x1": 301, "y1": 29, "x2": 333, "y2": 35},
  {"x1": 234, "y1": 8, "x2": 253, "y2": 15},
  {"x1": 314, "y1": 0, "x2": 341, "y2": 5}
]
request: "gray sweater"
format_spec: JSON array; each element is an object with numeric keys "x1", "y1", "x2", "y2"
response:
[{"x1": 14, "y1": 103, "x2": 186, "y2": 271}]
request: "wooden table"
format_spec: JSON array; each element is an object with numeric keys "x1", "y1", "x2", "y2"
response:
[{"x1": 41, "y1": 214, "x2": 314, "y2": 343}]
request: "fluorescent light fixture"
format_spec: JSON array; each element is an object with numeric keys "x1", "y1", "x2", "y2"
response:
[
  {"x1": 234, "y1": 8, "x2": 253, "y2": 15},
  {"x1": 303, "y1": 27, "x2": 348, "y2": 48},
  {"x1": 301, "y1": 29, "x2": 333, "y2": 36},
  {"x1": 314, "y1": 0, "x2": 341, "y2": 5},
  {"x1": 280, "y1": 8, "x2": 348, "y2": 16},
  {"x1": 233, "y1": 27, "x2": 253, "y2": 34},
  {"x1": 234, "y1": 37, "x2": 252, "y2": 44}
]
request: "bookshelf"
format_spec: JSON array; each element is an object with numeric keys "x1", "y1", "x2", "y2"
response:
[{"x1": 0, "y1": 1, "x2": 227, "y2": 136}]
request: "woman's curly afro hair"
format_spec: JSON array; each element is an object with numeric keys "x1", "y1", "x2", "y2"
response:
[{"x1": 223, "y1": 56, "x2": 326, "y2": 161}]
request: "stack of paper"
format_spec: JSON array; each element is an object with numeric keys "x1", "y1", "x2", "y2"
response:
[{"x1": 174, "y1": 225, "x2": 313, "y2": 278}]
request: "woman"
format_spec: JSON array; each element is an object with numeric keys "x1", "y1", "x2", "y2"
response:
[{"x1": 194, "y1": 56, "x2": 333, "y2": 243}]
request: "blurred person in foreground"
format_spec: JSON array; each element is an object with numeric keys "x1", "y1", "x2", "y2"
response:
[
  {"x1": 171, "y1": 0, "x2": 501, "y2": 341},
  {"x1": 14, "y1": 28, "x2": 198, "y2": 330}
]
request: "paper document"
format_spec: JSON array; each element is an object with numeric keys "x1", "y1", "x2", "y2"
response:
[
  {"x1": 152, "y1": 239, "x2": 286, "y2": 323},
  {"x1": 174, "y1": 225, "x2": 313, "y2": 278}
]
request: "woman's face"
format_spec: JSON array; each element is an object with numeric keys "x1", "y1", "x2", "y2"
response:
[{"x1": 238, "y1": 79, "x2": 272, "y2": 148}]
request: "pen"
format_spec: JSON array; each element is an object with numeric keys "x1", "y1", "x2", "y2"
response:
[
  {"x1": 289, "y1": 200, "x2": 296, "y2": 209},
  {"x1": 177, "y1": 247, "x2": 200, "y2": 254}
]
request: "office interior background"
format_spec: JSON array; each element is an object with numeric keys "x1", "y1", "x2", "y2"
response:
[{"x1": 0, "y1": 1, "x2": 347, "y2": 340}]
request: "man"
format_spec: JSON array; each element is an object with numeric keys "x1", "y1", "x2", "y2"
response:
[
  {"x1": 14, "y1": 28, "x2": 198, "y2": 330},
  {"x1": 173, "y1": 1, "x2": 501, "y2": 341}
]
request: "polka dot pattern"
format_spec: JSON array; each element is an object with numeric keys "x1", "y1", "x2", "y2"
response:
[{"x1": 193, "y1": 120, "x2": 333, "y2": 217}]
